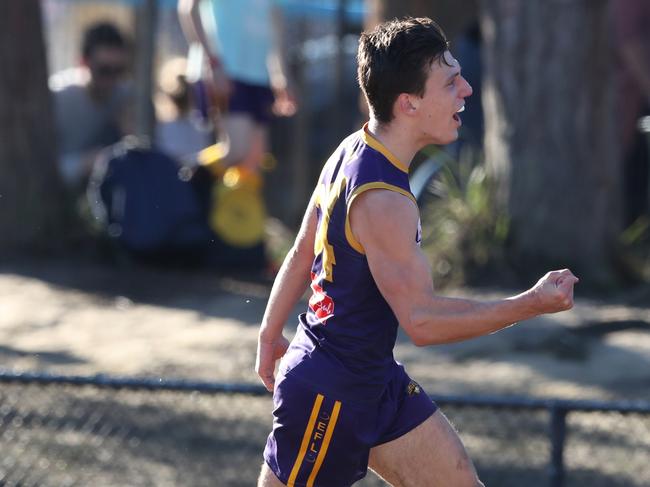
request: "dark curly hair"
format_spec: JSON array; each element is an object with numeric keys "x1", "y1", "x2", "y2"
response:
[{"x1": 357, "y1": 17, "x2": 450, "y2": 124}]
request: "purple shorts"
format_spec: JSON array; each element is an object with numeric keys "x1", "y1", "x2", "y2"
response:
[
  {"x1": 263, "y1": 365, "x2": 437, "y2": 486},
  {"x1": 228, "y1": 79, "x2": 275, "y2": 124}
]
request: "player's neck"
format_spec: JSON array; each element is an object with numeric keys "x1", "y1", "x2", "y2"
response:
[{"x1": 367, "y1": 118, "x2": 419, "y2": 169}]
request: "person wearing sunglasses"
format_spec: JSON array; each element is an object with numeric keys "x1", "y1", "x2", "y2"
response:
[{"x1": 51, "y1": 22, "x2": 133, "y2": 192}]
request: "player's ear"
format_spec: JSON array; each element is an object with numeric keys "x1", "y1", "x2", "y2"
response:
[{"x1": 396, "y1": 93, "x2": 419, "y2": 117}]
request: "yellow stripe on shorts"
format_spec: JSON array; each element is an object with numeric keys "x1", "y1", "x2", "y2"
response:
[
  {"x1": 287, "y1": 394, "x2": 324, "y2": 487},
  {"x1": 306, "y1": 400, "x2": 342, "y2": 487}
]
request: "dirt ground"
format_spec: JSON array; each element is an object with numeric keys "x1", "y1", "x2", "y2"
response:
[
  {"x1": 1, "y1": 256, "x2": 650, "y2": 486},
  {"x1": 2, "y1": 256, "x2": 649, "y2": 401}
]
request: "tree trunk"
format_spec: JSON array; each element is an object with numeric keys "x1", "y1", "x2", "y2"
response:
[
  {"x1": 480, "y1": 0, "x2": 621, "y2": 282},
  {"x1": 366, "y1": 0, "x2": 478, "y2": 41},
  {"x1": 0, "y1": 1, "x2": 67, "y2": 253}
]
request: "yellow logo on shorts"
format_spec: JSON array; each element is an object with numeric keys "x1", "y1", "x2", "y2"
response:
[
  {"x1": 305, "y1": 409, "x2": 331, "y2": 463},
  {"x1": 406, "y1": 381, "x2": 421, "y2": 396}
]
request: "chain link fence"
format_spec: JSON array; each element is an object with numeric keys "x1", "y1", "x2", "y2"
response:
[
  {"x1": 0, "y1": 372, "x2": 648, "y2": 486},
  {"x1": 0, "y1": 378, "x2": 269, "y2": 487}
]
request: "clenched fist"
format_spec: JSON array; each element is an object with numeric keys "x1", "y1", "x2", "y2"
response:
[{"x1": 529, "y1": 269, "x2": 579, "y2": 314}]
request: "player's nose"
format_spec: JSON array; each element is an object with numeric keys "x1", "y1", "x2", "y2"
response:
[{"x1": 460, "y1": 75, "x2": 473, "y2": 98}]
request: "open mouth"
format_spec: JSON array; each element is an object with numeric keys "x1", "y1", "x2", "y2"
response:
[{"x1": 452, "y1": 105, "x2": 465, "y2": 122}]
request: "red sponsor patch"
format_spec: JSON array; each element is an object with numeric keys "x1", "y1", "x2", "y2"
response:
[{"x1": 309, "y1": 273, "x2": 334, "y2": 323}]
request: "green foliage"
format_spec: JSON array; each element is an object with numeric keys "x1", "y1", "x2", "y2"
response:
[
  {"x1": 618, "y1": 216, "x2": 650, "y2": 283},
  {"x1": 265, "y1": 217, "x2": 295, "y2": 270},
  {"x1": 418, "y1": 146, "x2": 508, "y2": 288}
]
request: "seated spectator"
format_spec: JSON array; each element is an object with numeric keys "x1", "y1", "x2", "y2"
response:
[
  {"x1": 154, "y1": 56, "x2": 213, "y2": 161},
  {"x1": 50, "y1": 22, "x2": 133, "y2": 192}
]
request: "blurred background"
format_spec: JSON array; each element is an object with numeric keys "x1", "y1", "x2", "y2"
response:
[{"x1": 0, "y1": 0, "x2": 649, "y2": 485}]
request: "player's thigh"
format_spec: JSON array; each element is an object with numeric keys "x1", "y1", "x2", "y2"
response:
[
  {"x1": 258, "y1": 462, "x2": 287, "y2": 487},
  {"x1": 368, "y1": 410, "x2": 483, "y2": 487}
]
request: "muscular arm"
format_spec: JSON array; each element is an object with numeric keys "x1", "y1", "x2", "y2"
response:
[
  {"x1": 349, "y1": 190, "x2": 577, "y2": 346},
  {"x1": 255, "y1": 192, "x2": 318, "y2": 390}
]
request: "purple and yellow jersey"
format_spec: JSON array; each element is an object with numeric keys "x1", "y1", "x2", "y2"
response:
[{"x1": 282, "y1": 124, "x2": 421, "y2": 403}]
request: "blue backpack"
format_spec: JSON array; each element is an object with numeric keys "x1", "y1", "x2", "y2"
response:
[{"x1": 87, "y1": 139, "x2": 213, "y2": 256}]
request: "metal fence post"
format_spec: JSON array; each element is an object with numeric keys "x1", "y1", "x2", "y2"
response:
[{"x1": 549, "y1": 406, "x2": 567, "y2": 487}]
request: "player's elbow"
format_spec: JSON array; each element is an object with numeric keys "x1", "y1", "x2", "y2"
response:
[
  {"x1": 400, "y1": 304, "x2": 435, "y2": 346},
  {"x1": 402, "y1": 314, "x2": 459, "y2": 347},
  {"x1": 410, "y1": 333, "x2": 430, "y2": 347},
  {"x1": 407, "y1": 325, "x2": 461, "y2": 347},
  {"x1": 401, "y1": 320, "x2": 430, "y2": 347}
]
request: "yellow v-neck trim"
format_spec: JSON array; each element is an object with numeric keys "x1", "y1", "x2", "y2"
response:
[{"x1": 361, "y1": 123, "x2": 409, "y2": 174}]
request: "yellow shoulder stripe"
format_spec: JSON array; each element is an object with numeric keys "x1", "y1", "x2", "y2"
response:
[
  {"x1": 345, "y1": 182, "x2": 417, "y2": 254},
  {"x1": 361, "y1": 124, "x2": 409, "y2": 173}
]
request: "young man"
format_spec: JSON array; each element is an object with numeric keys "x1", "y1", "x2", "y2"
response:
[
  {"x1": 51, "y1": 22, "x2": 133, "y2": 191},
  {"x1": 256, "y1": 17, "x2": 578, "y2": 487}
]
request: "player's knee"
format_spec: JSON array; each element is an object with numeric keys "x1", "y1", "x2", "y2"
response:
[{"x1": 455, "y1": 455, "x2": 483, "y2": 487}]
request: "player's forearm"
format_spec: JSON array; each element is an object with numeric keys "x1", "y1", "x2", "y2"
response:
[
  {"x1": 259, "y1": 245, "x2": 312, "y2": 342},
  {"x1": 408, "y1": 291, "x2": 539, "y2": 346}
]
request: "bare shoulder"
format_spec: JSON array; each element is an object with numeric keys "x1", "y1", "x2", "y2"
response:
[
  {"x1": 349, "y1": 188, "x2": 419, "y2": 249},
  {"x1": 350, "y1": 189, "x2": 418, "y2": 227}
]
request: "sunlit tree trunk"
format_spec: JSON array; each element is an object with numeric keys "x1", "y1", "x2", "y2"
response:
[{"x1": 480, "y1": 0, "x2": 621, "y2": 282}]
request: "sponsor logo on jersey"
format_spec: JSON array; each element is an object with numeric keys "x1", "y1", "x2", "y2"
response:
[{"x1": 309, "y1": 272, "x2": 335, "y2": 324}]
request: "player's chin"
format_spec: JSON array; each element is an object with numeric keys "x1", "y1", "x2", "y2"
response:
[
  {"x1": 426, "y1": 126, "x2": 459, "y2": 146},
  {"x1": 437, "y1": 130, "x2": 459, "y2": 146}
]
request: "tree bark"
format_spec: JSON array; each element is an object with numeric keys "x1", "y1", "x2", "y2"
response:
[
  {"x1": 480, "y1": 0, "x2": 621, "y2": 281},
  {"x1": 0, "y1": 0, "x2": 67, "y2": 253}
]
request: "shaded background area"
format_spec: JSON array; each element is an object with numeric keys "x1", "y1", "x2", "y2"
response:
[
  {"x1": 2, "y1": 0, "x2": 645, "y2": 284},
  {"x1": 40, "y1": 0, "x2": 369, "y2": 226}
]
